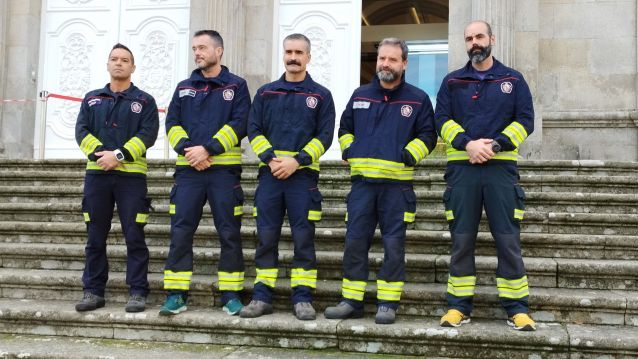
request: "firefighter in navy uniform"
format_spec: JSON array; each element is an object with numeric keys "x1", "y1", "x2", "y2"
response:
[
  {"x1": 324, "y1": 38, "x2": 437, "y2": 325},
  {"x1": 239, "y1": 33, "x2": 335, "y2": 321},
  {"x1": 75, "y1": 43, "x2": 159, "y2": 313},
  {"x1": 436, "y1": 20, "x2": 536, "y2": 331},
  {"x1": 159, "y1": 30, "x2": 250, "y2": 316}
]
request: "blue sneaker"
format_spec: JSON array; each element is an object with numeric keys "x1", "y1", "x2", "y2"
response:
[
  {"x1": 222, "y1": 298, "x2": 243, "y2": 316},
  {"x1": 159, "y1": 294, "x2": 187, "y2": 316}
]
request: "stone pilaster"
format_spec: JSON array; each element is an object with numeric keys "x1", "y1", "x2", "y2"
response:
[
  {"x1": 0, "y1": 0, "x2": 7, "y2": 155},
  {"x1": 472, "y1": 0, "x2": 515, "y2": 67},
  {"x1": 189, "y1": 0, "x2": 246, "y2": 76}
]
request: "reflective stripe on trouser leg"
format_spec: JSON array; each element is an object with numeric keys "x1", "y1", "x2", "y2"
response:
[
  {"x1": 218, "y1": 271, "x2": 245, "y2": 291},
  {"x1": 447, "y1": 275, "x2": 476, "y2": 296},
  {"x1": 496, "y1": 275, "x2": 529, "y2": 299},
  {"x1": 164, "y1": 270, "x2": 192, "y2": 291},
  {"x1": 291, "y1": 268, "x2": 317, "y2": 288},
  {"x1": 254, "y1": 268, "x2": 278, "y2": 288},
  {"x1": 376, "y1": 279, "x2": 404, "y2": 302},
  {"x1": 342, "y1": 278, "x2": 366, "y2": 301}
]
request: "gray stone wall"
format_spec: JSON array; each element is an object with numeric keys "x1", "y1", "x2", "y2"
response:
[
  {"x1": 539, "y1": 0, "x2": 638, "y2": 161},
  {"x1": 0, "y1": 0, "x2": 41, "y2": 159}
]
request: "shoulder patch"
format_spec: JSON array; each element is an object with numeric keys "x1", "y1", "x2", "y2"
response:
[{"x1": 353, "y1": 101, "x2": 370, "y2": 109}]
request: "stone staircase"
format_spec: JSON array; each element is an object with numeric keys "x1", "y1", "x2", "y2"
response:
[{"x1": 0, "y1": 158, "x2": 636, "y2": 358}]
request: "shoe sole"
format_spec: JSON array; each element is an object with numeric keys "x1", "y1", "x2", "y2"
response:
[
  {"x1": 507, "y1": 320, "x2": 536, "y2": 331},
  {"x1": 375, "y1": 318, "x2": 395, "y2": 325},
  {"x1": 223, "y1": 306, "x2": 243, "y2": 316},
  {"x1": 324, "y1": 310, "x2": 364, "y2": 320},
  {"x1": 159, "y1": 306, "x2": 187, "y2": 316},
  {"x1": 125, "y1": 306, "x2": 145, "y2": 313},
  {"x1": 239, "y1": 307, "x2": 274, "y2": 318},
  {"x1": 440, "y1": 318, "x2": 471, "y2": 327},
  {"x1": 75, "y1": 301, "x2": 106, "y2": 312}
]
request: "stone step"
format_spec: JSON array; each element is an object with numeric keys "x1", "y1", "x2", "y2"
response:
[
  {"x1": 1, "y1": 220, "x2": 636, "y2": 260},
  {"x1": 2, "y1": 186, "x2": 637, "y2": 215},
  {"x1": 1, "y1": 269, "x2": 636, "y2": 327},
  {"x1": 2, "y1": 169, "x2": 637, "y2": 195},
  {"x1": 0, "y1": 334, "x2": 411, "y2": 359},
  {"x1": 0, "y1": 298, "x2": 636, "y2": 358},
  {"x1": 2, "y1": 243, "x2": 637, "y2": 291}
]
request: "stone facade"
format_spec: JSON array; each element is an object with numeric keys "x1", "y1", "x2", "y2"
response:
[{"x1": 0, "y1": 0, "x2": 636, "y2": 161}]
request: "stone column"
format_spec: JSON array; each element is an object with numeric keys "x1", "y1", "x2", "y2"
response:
[
  {"x1": 0, "y1": 0, "x2": 7, "y2": 155},
  {"x1": 0, "y1": 1, "x2": 41, "y2": 159},
  {"x1": 472, "y1": 0, "x2": 515, "y2": 67},
  {"x1": 190, "y1": 0, "x2": 246, "y2": 75}
]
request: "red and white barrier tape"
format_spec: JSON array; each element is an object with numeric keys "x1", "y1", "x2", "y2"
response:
[{"x1": 1, "y1": 92, "x2": 166, "y2": 113}]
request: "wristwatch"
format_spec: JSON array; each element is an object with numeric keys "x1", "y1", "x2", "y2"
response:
[
  {"x1": 491, "y1": 141, "x2": 502, "y2": 153},
  {"x1": 113, "y1": 149, "x2": 125, "y2": 162}
]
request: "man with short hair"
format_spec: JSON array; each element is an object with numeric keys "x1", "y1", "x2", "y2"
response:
[
  {"x1": 240, "y1": 33, "x2": 335, "y2": 320},
  {"x1": 75, "y1": 43, "x2": 159, "y2": 313},
  {"x1": 324, "y1": 38, "x2": 437, "y2": 325},
  {"x1": 435, "y1": 20, "x2": 536, "y2": 331},
  {"x1": 160, "y1": 30, "x2": 250, "y2": 316}
]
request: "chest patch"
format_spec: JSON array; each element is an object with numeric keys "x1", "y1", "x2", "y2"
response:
[
  {"x1": 131, "y1": 102, "x2": 142, "y2": 114},
  {"x1": 87, "y1": 98, "x2": 101, "y2": 107},
  {"x1": 400, "y1": 105, "x2": 413, "y2": 117},
  {"x1": 306, "y1": 96, "x2": 318, "y2": 109},
  {"x1": 179, "y1": 89, "x2": 196, "y2": 98},
  {"x1": 223, "y1": 89, "x2": 234, "y2": 101},
  {"x1": 500, "y1": 81, "x2": 513, "y2": 94},
  {"x1": 353, "y1": 101, "x2": 370, "y2": 109}
]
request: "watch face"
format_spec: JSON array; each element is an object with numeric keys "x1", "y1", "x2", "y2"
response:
[{"x1": 116, "y1": 152, "x2": 125, "y2": 160}]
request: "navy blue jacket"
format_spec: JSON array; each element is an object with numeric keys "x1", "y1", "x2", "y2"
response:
[
  {"x1": 435, "y1": 59, "x2": 534, "y2": 163},
  {"x1": 75, "y1": 83, "x2": 159, "y2": 176},
  {"x1": 248, "y1": 73, "x2": 335, "y2": 172},
  {"x1": 166, "y1": 66, "x2": 250, "y2": 169},
  {"x1": 338, "y1": 75, "x2": 437, "y2": 183}
]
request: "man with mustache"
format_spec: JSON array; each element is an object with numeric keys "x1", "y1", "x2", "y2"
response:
[
  {"x1": 159, "y1": 30, "x2": 250, "y2": 316},
  {"x1": 324, "y1": 38, "x2": 437, "y2": 324},
  {"x1": 241, "y1": 33, "x2": 335, "y2": 320},
  {"x1": 435, "y1": 20, "x2": 536, "y2": 331}
]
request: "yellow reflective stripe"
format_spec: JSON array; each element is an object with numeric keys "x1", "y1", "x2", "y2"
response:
[
  {"x1": 291, "y1": 268, "x2": 317, "y2": 288},
  {"x1": 405, "y1": 138, "x2": 429, "y2": 163},
  {"x1": 445, "y1": 210, "x2": 454, "y2": 221},
  {"x1": 446, "y1": 148, "x2": 519, "y2": 162},
  {"x1": 497, "y1": 276, "x2": 530, "y2": 299},
  {"x1": 123, "y1": 136, "x2": 146, "y2": 161},
  {"x1": 135, "y1": 213, "x2": 148, "y2": 224},
  {"x1": 79, "y1": 134, "x2": 103, "y2": 156},
  {"x1": 218, "y1": 271, "x2": 245, "y2": 291},
  {"x1": 514, "y1": 209, "x2": 525, "y2": 220},
  {"x1": 377, "y1": 279, "x2": 404, "y2": 301},
  {"x1": 342, "y1": 278, "x2": 366, "y2": 301},
  {"x1": 86, "y1": 157, "x2": 148, "y2": 174},
  {"x1": 440, "y1": 120, "x2": 465, "y2": 145},
  {"x1": 213, "y1": 124, "x2": 239, "y2": 152},
  {"x1": 338, "y1": 133, "x2": 354, "y2": 152},
  {"x1": 163, "y1": 270, "x2": 192, "y2": 290},
  {"x1": 175, "y1": 147, "x2": 242, "y2": 166},
  {"x1": 83, "y1": 212, "x2": 90, "y2": 222},
  {"x1": 404, "y1": 212, "x2": 415, "y2": 223},
  {"x1": 234, "y1": 205, "x2": 243, "y2": 216},
  {"x1": 502, "y1": 121, "x2": 528, "y2": 148},
  {"x1": 308, "y1": 210, "x2": 322, "y2": 221},
  {"x1": 250, "y1": 135, "x2": 272, "y2": 156},
  {"x1": 168, "y1": 126, "x2": 189, "y2": 149},
  {"x1": 169, "y1": 204, "x2": 175, "y2": 215},
  {"x1": 348, "y1": 158, "x2": 413, "y2": 181},
  {"x1": 301, "y1": 138, "x2": 325, "y2": 163},
  {"x1": 447, "y1": 275, "x2": 476, "y2": 297},
  {"x1": 252, "y1": 207, "x2": 257, "y2": 217},
  {"x1": 344, "y1": 211, "x2": 348, "y2": 222},
  {"x1": 255, "y1": 268, "x2": 278, "y2": 288},
  {"x1": 257, "y1": 150, "x2": 319, "y2": 171}
]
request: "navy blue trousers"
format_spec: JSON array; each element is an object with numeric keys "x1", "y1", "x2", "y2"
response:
[{"x1": 81, "y1": 174, "x2": 150, "y2": 297}]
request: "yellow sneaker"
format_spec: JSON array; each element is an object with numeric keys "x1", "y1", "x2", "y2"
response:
[
  {"x1": 507, "y1": 313, "x2": 536, "y2": 331},
  {"x1": 440, "y1": 309, "x2": 470, "y2": 327}
]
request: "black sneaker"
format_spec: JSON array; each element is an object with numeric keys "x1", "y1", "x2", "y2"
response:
[
  {"x1": 324, "y1": 301, "x2": 364, "y2": 319},
  {"x1": 125, "y1": 294, "x2": 146, "y2": 313},
  {"x1": 75, "y1": 292, "x2": 105, "y2": 312}
]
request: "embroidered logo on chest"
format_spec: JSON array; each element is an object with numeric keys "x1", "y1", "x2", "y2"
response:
[
  {"x1": 353, "y1": 101, "x2": 370, "y2": 109},
  {"x1": 401, "y1": 105, "x2": 413, "y2": 117},
  {"x1": 223, "y1": 89, "x2": 235, "y2": 101},
  {"x1": 179, "y1": 89, "x2": 196, "y2": 98},
  {"x1": 500, "y1": 81, "x2": 513, "y2": 94},
  {"x1": 87, "y1": 98, "x2": 101, "y2": 107},
  {"x1": 131, "y1": 102, "x2": 142, "y2": 114},
  {"x1": 306, "y1": 96, "x2": 318, "y2": 109}
]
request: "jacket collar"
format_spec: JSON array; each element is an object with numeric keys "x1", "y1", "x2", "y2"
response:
[
  {"x1": 458, "y1": 58, "x2": 510, "y2": 80},
  {"x1": 96, "y1": 83, "x2": 138, "y2": 99},
  {"x1": 371, "y1": 73, "x2": 406, "y2": 96},
  {"x1": 273, "y1": 72, "x2": 317, "y2": 92},
  {"x1": 189, "y1": 65, "x2": 231, "y2": 86}
]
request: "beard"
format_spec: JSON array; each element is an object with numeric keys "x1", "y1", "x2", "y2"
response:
[
  {"x1": 377, "y1": 66, "x2": 401, "y2": 82},
  {"x1": 196, "y1": 56, "x2": 218, "y2": 71},
  {"x1": 467, "y1": 44, "x2": 492, "y2": 64}
]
